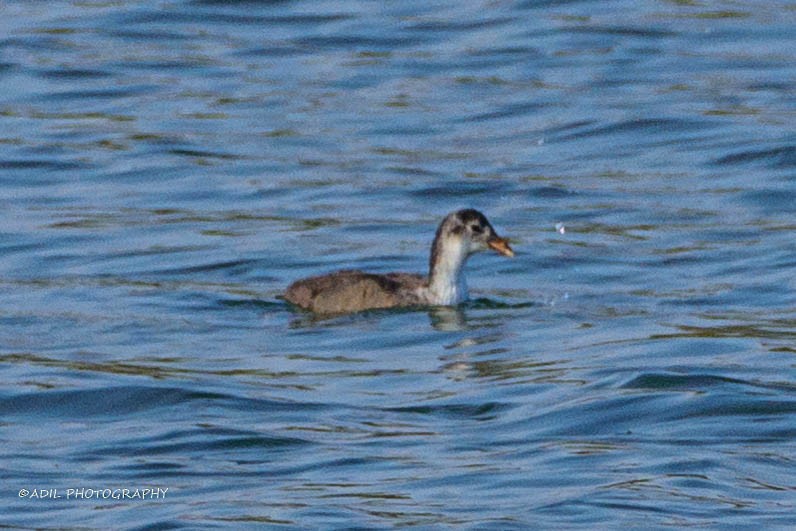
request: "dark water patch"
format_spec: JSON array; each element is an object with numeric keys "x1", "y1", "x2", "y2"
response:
[
  {"x1": 0, "y1": 240, "x2": 42, "y2": 256},
  {"x1": 0, "y1": 159, "x2": 89, "y2": 171},
  {"x1": 370, "y1": 146, "x2": 458, "y2": 159},
  {"x1": 538, "y1": 395, "x2": 669, "y2": 437},
  {"x1": 384, "y1": 165, "x2": 445, "y2": 177},
  {"x1": 0, "y1": 36, "x2": 70, "y2": 52},
  {"x1": 561, "y1": 222, "x2": 655, "y2": 241},
  {"x1": 101, "y1": 245, "x2": 214, "y2": 261},
  {"x1": 565, "y1": 25, "x2": 677, "y2": 38},
  {"x1": 622, "y1": 374, "x2": 756, "y2": 392},
  {"x1": 526, "y1": 186, "x2": 576, "y2": 199},
  {"x1": 236, "y1": 44, "x2": 311, "y2": 58},
  {"x1": 37, "y1": 68, "x2": 114, "y2": 79},
  {"x1": 453, "y1": 75, "x2": 514, "y2": 87},
  {"x1": 405, "y1": 54, "x2": 530, "y2": 74},
  {"x1": 542, "y1": 119, "x2": 599, "y2": 135},
  {"x1": 555, "y1": 118, "x2": 715, "y2": 142},
  {"x1": 367, "y1": 124, "x2": 441, "y2": 136},
  {"x1": 111, "y1": 461, "x2": 187, "y2": 476},
  {"x1": 714, "y1": 145, "x2": 796, "y2": 168},
  {"x1": 112, "y1": 58, "x2": 221, "y2": 71},
  {"x1": 747, "y1": 81, "x2": 792, "y2": 91},
  {"x1": 0, "y1": 380, "x2": 333, "y2": 419},
  {"x1": 218, "y1": 299, "x2": 284, "y2": 311},
  {"x1": 540, "y1": 396, "x2": 791, "y2": 444},
  {"x1": 124, "y1": 133, "x2": 187, "y2": 147},
  {"x1": 247, "y1": 14, "x2": 359, "y2": 25},
  {"x1": 24, "y1": 110, "x2": 135, "y2": 122},
  {"x1": 516, "y1": 0, "x2": 603, "y2": 9},
  {"x1": 409, "y1": 180, "x2": 514, "y2": 199},
  {"x1": 652, "y1": 322, "x2": 796, "y2": 342},
  {"x1": 286, "y1": 303, "x2": 433, "y2": 326},
  {"x1": 39, "y1": 208, "x2": 324, "y2": 231},
  {"x1": 152, "y1": 258, "x2": 259, "y2": 276},
  {"x1": 116, "y1": 9, "x2": 351, "y2": 27},
  {"x1": 0, "y1": 386, "x2": 221, "y2": 418},
  {"x1": 465, "y1": 298, "x2": 539, "y2": 310},
  {"x1": 0, "y1": 353, "x2": 192, "y2": 380},
  {"x1": 246, "y1": 457, "x2": 403, "y2": 482},
  {"x1": 382, "y1": 401, "x2": 511, "y2": 421},
  {"x1": 92, "y1": 424, "x2": 284, "y2": 448},
  {"x1": 407, "y1": 17, "x2": 513, "y2": 33},
  {"x1": 739, "y1": 189, "x2": 796, "y2": 213},
  {"x1": 104, "y1": 29, "x2": 194, "y2": 42},
  {"x1": 192, "y1": 0, "x2": 295, "y2": 5},
  {"x1": 294, "y1": 35, "x2": 425, "y2": 51},
  {"x1": 45, "y1": 213, "x2": 133, "y2": 230},
  {"x1": 168, "y1": 148, "x2": 243, "y2": 161},
  {"x1": 41, "y1": 86, "x2": 153, "y2": 101},
  {"x1": 682, "y1": 399, "x2": 796, "y2": 420},
  {"x1": 465, "y1": 101, "x2": 546, "y2": 123},
  {"x1": 675, "y1": 10, "x2": 752, "y2": 20},
  {"x1": 99, "y1": 434, "x2": 313, "y2": 457},
  {"x1": 467, "y1": 46, "x2": 542, "y2": 59}
]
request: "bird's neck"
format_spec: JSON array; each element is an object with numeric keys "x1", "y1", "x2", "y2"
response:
[{"x1": 428, "y1": 236, "x2": 469, "y2": 305}]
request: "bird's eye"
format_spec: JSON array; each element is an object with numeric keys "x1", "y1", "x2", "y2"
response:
[{"x1": 470, "y1": 223, "x2": 483, "y2": 233}]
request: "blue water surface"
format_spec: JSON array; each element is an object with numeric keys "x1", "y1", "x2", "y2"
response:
[{"x1": 1, "y1": 0, "x2": 795, "y2": 528}]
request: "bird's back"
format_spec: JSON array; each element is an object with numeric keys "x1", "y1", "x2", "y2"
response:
[{"x1": 284, "y1": 270, "x2": 426, "y2": 314}]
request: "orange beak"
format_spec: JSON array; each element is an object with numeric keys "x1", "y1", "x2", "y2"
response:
[{"x1": 487, "y1": 236, "x2": 514, "y2": 257}]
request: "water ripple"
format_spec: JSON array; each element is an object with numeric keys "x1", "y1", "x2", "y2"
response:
[
  {"x1": 714, "y1": 145, "x2": 796, "y2": 168},
  {"x1": 2, "y1": 0, "x2": 796, "y2": 527}
]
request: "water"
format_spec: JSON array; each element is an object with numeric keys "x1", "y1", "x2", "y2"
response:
[{"x1": 1, "y1": 0, "x2": 795, "y2": 527}]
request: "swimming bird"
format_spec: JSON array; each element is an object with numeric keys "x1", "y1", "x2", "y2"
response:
[{"x1": 284, "y1": 209, "x2": 514, "y2": 314}]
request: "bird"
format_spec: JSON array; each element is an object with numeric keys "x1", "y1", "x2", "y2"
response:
[{"x1": 284, "y1": 209, "x2": 514, "y2": 314}]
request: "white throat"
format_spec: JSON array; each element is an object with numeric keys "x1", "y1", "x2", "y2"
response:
[{"x1": 428, "y1": 236, "x2": 470, "y2": 305}]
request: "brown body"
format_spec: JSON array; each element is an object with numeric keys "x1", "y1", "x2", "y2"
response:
[{"x1": 284, "y1": 270, "x2": 427, "y2": 314}]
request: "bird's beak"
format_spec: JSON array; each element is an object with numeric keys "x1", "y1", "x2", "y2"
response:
[{"x1": 487, "y1": 236, "x2": 514, "y2": 257}]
